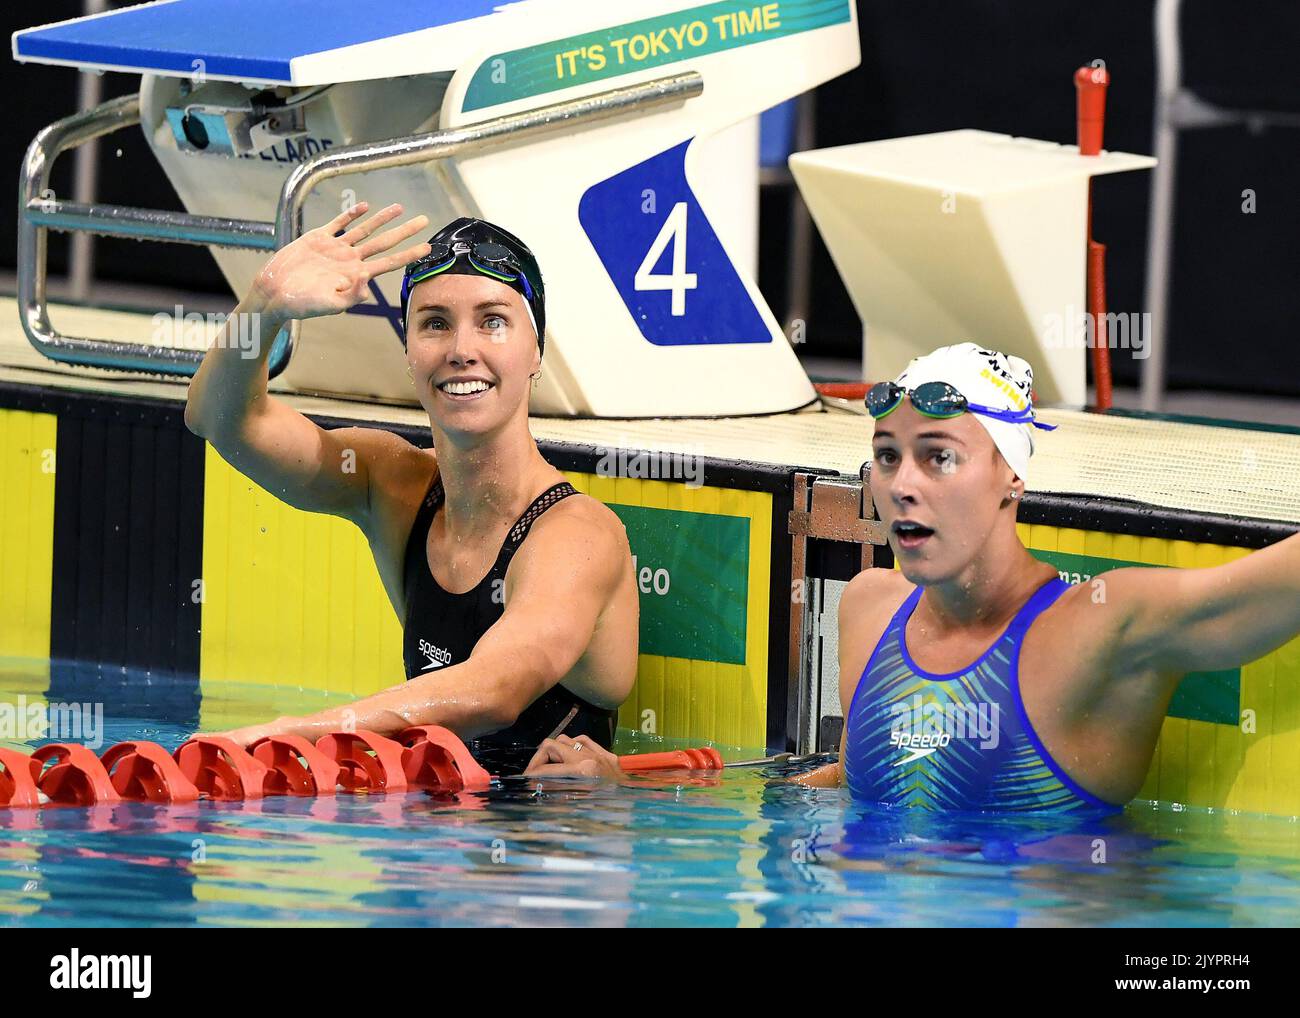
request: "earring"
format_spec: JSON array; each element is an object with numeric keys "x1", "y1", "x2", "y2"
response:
[
  {"x1": 406, "y1": 366, "x2": 413, "y2": 382},
  {"x1": 1009, "y1": 491, "x2": 1019, "y2": 500}
]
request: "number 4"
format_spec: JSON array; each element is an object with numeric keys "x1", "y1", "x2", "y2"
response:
[{"x1": 634, "y1": 201, "x2": 698, "y2": 316}]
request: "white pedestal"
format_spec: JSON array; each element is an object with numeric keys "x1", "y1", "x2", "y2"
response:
[{"x1": 790, "y1": 129, "x2": 1156, "y2": 405}]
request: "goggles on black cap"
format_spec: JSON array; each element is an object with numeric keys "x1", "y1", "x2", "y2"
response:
[{"x1": 399, "y1": 217, "x2": 546, "y2": 352}]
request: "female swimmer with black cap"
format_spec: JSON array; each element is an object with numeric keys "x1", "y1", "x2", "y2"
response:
[
  {"x1": 185, "y1": 203, "x2": 638, "y2": 774},
  {"x1": 788, "y1": 343, "x2": 1300, "y2": 812}
]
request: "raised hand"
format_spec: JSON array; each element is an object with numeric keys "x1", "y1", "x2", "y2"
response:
[{"x1": 250, "y1": 202, "x2": 431, "y2": 322}]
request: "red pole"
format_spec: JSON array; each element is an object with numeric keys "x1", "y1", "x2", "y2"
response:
[{"x1": 1076, "y1": 65, "x2": 1112, "y2": 410}]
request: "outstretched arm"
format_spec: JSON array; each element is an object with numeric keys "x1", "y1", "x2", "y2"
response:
[
  {"x1": 1107, "y1": 530, "x2": 1300, "y2": 677},
  {"x1": 210, "y1": 503, "x2": 629, "y2": 746},
  {"x1": 185, "y1": 202, "x2": 430, "y2": 525}
]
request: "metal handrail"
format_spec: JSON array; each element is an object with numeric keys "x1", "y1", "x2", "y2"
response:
[
  {"x1": 1141, "y1": 0, "x2": 1300, "y2": 411},
  {"x1": 17, "y1": 71, "x2": 704, "y2": 378}
]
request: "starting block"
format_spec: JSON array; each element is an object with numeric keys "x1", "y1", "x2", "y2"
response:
[{"x1": 14, "y1": 0, "x2": 861, "y2": 417}]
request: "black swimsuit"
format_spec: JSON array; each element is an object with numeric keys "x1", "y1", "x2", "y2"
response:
[{"x1": 401, "y1": 472, "x2": 619, "y2": 776}]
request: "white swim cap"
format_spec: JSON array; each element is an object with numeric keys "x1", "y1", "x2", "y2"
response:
[{"x1": 893, "y1": 343, "x2": 1046, "y2": 481}]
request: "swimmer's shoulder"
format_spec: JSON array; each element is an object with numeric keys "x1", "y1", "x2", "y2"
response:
[
  {"x1": 1024, "y1": 564, "x2": 1175, "y2": 682},
  {"x1": 508, "y1": 484, "x2": 634, "y2": 603},
  {"x1": 321, "y1": 425, "x2": 432, "y2": 479},
  {"x1": 838, "y1": 568, "x2": 914, "y2": 701},
  {"x1": 325, "y1": 426, "x2": 435, "y2": 531},
  {"x1": 841, "y1": 566, "x2": 913, "y2": 626},
  {"x1": 525, "y1": 484, "x2": 632, "y2": 563},
  {"x1": 1022, "y1": 563, "x2": 1166, "y2": 648}
]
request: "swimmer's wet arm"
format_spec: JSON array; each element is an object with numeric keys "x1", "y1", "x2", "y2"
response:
[
  {"x1": 1109, "y1": 529, "x2": 1300, "y2": 674},
  {"x1": 271, "y1": 508, "x2": 629, "y2": 741},
  {"x1": 184, "y1": 202, "x2": 429, "y2": 524},
  {"x1": 184, "y1": 294, "x2": 383, "y2": 522},
  {"x1": 789, "y1": 741, "x2": 846, "y2": 788},
  {"x1": 785, "y1": 630, "x2": 853, "y2": 787}
]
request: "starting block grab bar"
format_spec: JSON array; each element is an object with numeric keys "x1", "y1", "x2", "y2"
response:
[{"x1": 17, "y1": 71, "x2": 704, "y2": 379}]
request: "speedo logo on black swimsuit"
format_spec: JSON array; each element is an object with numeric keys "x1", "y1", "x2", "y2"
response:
[
  {"x1": 417, "y1": 638, "x2": 453, "y2": 671},
  {"x1": 888, "y1": 695, "x2": 1000, "y2": 765}
]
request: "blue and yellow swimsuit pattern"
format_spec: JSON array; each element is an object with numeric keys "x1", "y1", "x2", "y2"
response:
[{"x1": 843, "y1": 578, "x2": 1119, "y2": 814}]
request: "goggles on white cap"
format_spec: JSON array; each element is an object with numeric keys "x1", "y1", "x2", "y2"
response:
[
  {"x1": 873, "y1": 343, "x2": 1058, "y2": 481},
  {"x1": 866, "y1": 380, "x2": 1056, "y2": 431}
]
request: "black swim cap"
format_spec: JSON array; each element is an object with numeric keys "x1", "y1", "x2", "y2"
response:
[{"x1": 399, "y1": 217, "x2": 546, "y2": 355}]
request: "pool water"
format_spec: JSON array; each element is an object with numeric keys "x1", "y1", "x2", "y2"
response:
[{"x1": 3, "y1": 668, "x2": 1300, "y2": 927}]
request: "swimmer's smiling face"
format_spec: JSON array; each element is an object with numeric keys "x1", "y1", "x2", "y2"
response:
[
  {"x1": 405, "y1": 273, "x2": 540, "y2": 438},
  {"x1": 869, "y1": 403, "x2": 1020, "y2": 585}
]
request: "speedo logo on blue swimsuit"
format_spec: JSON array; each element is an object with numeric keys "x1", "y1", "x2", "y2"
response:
[{"x1": 888, "y1": 695, "x2": 1000, "y2": 765}]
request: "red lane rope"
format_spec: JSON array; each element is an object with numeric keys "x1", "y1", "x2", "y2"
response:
[{"x1": 0, "y1": 728, "x2": 723, "y2": 809}]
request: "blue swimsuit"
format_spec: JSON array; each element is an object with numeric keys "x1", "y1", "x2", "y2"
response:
[{"x1": 843, "y1": 578, "x2": 1119, "y2": 814}]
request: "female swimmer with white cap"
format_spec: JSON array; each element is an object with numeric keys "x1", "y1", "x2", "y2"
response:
[{"x1": 791, "y1": 342, "x2": 1300, "y2": 811}]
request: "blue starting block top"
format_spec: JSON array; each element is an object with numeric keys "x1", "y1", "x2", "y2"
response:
[{"x1": 12, "y1": 0, "x2": 512, "y2": 84}]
